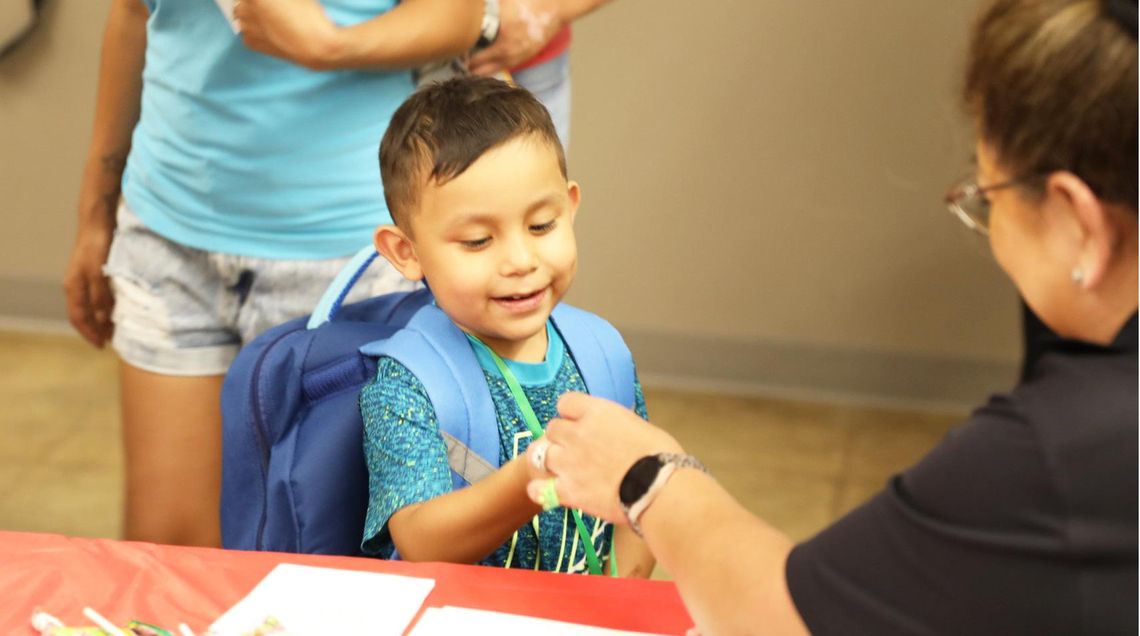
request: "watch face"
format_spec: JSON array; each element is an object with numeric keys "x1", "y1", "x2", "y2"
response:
[{"x1": 619, "y1": 455, "x2": 663, "y2": 506}]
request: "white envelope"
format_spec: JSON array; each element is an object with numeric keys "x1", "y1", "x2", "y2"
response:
[
  {"x1": 208, "y1": 563, "x2": 436, "y2": 636},
  {"x1": 408, "y1": 606, "x2": 673, "y2": 636}
]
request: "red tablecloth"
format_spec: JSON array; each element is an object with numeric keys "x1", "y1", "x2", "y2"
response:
[{"x1": 0, "y1": 531, "x2": 692, "y2": 634}]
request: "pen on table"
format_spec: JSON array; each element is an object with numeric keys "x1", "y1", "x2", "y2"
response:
[{"x1": 82, "y1": 606, "x2": 130, "y2": 636}]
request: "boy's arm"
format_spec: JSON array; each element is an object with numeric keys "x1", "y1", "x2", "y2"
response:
[
  {"x1": 612, "y1": 524, "x2": 655, "y2": 578},
  {"x1": 389, "y1": 456, "x2": 542, "y2": 563},
  {"x1": 362, "y1": 357, "x2": 539, "y2": 563},
  {"x1": 235, "y1": 0, "x2": 481, "y2": 71}
]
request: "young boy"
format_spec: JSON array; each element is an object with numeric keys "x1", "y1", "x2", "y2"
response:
[{"x1": 360, "y1": 76, "x2": 654, "y2": 576}]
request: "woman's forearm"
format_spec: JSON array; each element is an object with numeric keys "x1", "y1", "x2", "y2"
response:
[
  {"x1": 559, "y1": 0, "x2": 614, "y2": 23},
  {"x1": 323, "y1": 0, "x2": 481, "y2": 69},
  {"x1": 639, "y1": 470, "x2": 810, "y2": 636},
  {"x1": 79, "y1": 0, "x2": 148, "y2": 226}
]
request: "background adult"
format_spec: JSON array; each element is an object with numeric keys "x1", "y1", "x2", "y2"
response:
[
  {"x1": 62, "y1": 0, "x2": 481, "y2": 546},
  {"x1": 525, "y1": 0, "x2": 1138, "y2": 633}
]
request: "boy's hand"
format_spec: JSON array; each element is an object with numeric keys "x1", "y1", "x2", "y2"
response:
[
  {"x1": 469, "y1": 0, "x2": 565, "y2": 75},
  {"x1": 235, "y1": 0, "x2": 340, "y2": 70}
]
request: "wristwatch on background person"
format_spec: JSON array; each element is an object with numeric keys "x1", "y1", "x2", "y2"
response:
[
  {"x1": 476, "y1": 0, "x2": 500, "y2": 50},
  {"x1": 417, "y1": 0, "x2": 499, "y2": 87},
  {"x1": 619, "y1": 453, "x2": 708, "y2": 536}
]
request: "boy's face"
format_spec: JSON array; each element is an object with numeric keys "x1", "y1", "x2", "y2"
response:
[{"x1": 378, "y1": 135, "x2": 580, "y2": 361}]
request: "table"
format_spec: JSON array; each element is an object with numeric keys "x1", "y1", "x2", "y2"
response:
[{"x1": 0, "y1": 531, "x2": 692, "y2": 634}]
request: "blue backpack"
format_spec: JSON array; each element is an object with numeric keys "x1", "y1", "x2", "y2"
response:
[{"x1": 220, "y1": 247, "x2": 636, "y2": 555}]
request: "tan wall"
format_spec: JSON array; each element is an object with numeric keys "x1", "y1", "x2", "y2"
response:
[
  {"x1": 0, "y1": 0, "x2": 1020, "y2": 405},
  {"x1": 1, "y1": 0, "x2": 107, "y2": 316},
  {"x1": 563, "y1": 1, "x2": 1021, "y2": 403}
]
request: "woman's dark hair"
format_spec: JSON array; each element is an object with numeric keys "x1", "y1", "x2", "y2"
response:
[
  {"x1": 379, "y1": 76, "x2": 565, "y2": 229},
  {"x1": 964, "y1": 0, "x2": 1137, "y2": 208}
]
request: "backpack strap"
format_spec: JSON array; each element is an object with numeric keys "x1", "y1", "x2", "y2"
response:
[
  {"x1": 360, "y1": 304, "x2": 501, "y2": 489},
  {"x1": 299, "y1": 289, "x2": 431, "y2": 404},
  {"x1": 307, "y1": 246, "x2": 379, "y2": 329},
  {"x1": 551, "y1": 304, "x2": 637, "y2": 410}
]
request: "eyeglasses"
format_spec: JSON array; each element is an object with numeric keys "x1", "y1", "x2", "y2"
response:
[{"x1": 943, "y1": 176, "x2": 1023, "y2": 236}]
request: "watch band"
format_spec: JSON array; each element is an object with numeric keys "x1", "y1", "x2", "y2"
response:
[
  {"x1": 476, "y1": 0, "x2": 501, "y2": 49},
  {"x1": 620, "y1": 453, "x2": 707, "y2": 537}
]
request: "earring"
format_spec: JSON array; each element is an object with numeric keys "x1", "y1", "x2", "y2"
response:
[{"x1": 1071, "y1": 267, "x2": 1085, "y2": 285}]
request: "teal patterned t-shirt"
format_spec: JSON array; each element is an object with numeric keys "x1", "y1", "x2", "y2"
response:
[{"x1": 360, "y1": 322, "x2": 648, "y2": 572}]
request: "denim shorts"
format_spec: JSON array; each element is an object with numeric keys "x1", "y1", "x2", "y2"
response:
[{"x1": 104, "y1": 202, "x2": 418, "y2": 376}]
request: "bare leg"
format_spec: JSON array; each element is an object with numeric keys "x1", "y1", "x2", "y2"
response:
[{"x1": 119, "y1": 361, "x2": 223, "y2": 547}]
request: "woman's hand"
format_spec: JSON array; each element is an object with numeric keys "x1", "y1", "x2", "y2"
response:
[
  {"x1": 469, "y1": 0, "x2": 565, "y2": 75},
  {"x1": 235, "y1": 0, "x2": 339, "y2": 70},
  {"x1": 525, "y1": 392, "x2": 684, "y2": 523},
  {"x1": 63, "y1": 219, "x2": 115, "y2": 348}
]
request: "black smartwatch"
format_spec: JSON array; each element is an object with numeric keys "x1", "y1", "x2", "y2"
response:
[{"x1": 619, "y1": 453, "x2": 707, "y2": 536}]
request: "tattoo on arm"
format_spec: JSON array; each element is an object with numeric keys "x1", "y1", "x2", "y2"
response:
[
  {"x1": 89, "y1": 148, "x2": 129, "y2": 219},
  {"x1": 99, "y1": 149, "x2": 128, "y2": 176}
]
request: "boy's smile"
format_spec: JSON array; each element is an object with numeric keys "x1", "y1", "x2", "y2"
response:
[
  {"x1": 376, "y1": 134, "x2": 581, "y2": 362},
  {"x1": 492, "y1": 287, "x2": 550, "y2": 314}
]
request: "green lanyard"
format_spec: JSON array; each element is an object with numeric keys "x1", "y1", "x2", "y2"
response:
[{"x1": 470, "y1": 335, "x2": 617, "y2": 577}]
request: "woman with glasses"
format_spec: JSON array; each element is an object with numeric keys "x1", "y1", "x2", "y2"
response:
[{"x1": 522, "y1": 0, "x2": 1137, "y2": 633}]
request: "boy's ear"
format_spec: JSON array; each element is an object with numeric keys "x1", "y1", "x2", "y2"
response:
[
  {"x1": 566, "y1": 180, "x2": 581, "y2": 223},
  {"x1": 374, "y1": 224, "x2": 424, "y2": 282}
]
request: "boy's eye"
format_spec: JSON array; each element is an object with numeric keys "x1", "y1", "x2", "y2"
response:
[
  {"x1": 530, "y1": 220, "x2": 557, "y2": 234},
  {"x1": 460, "y1": 237, "x2": 491, "y2": 249}
]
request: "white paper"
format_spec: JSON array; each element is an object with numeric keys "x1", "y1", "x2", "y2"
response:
[
  {"x1": 208, "y1": 563, "x2": 435, "y2": 636},
  {"x1": 213, "y1": 0, "x2": 240, "y2": 33},
  {"x1": 407, "y1": 606, "x2": 672, "y2": 636}
]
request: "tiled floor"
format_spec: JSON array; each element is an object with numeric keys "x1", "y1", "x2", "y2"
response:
[{"x1": 0, "y1": 330, "x2": 963, "y2": 548}]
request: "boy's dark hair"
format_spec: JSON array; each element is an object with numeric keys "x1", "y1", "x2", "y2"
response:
[
  {"x1": 964, "y1": 0, "x2": 1137, "y2": 208},
  {"x1": 379, "y1": 76, "x2": 566, "y2": 229}
]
